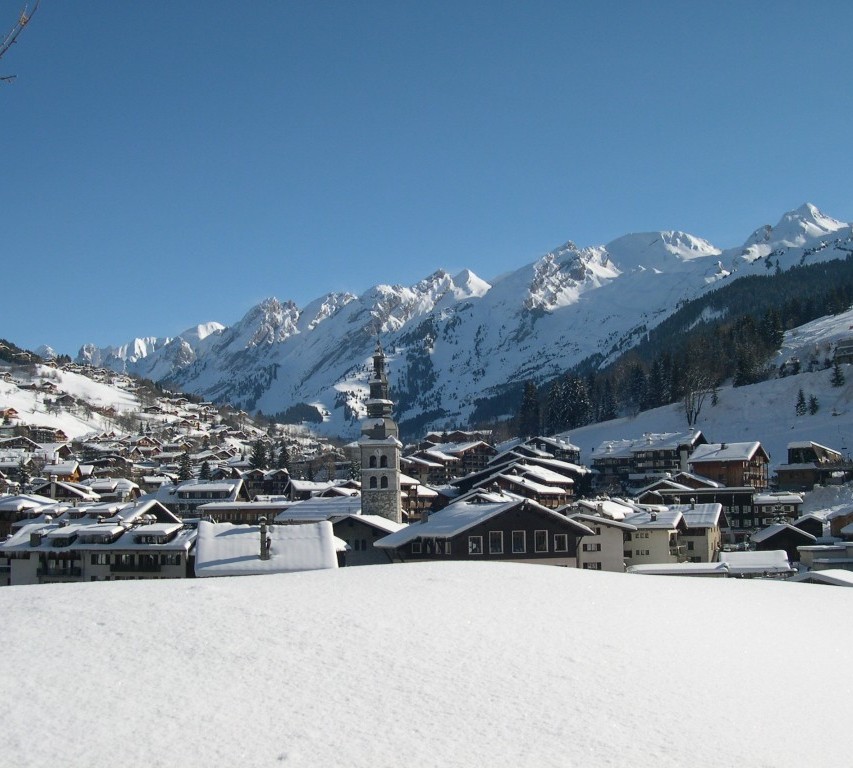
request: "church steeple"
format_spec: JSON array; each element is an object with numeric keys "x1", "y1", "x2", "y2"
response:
[
  {"x1": 359, "y1": 340, "x2": 402, "y2": 523},
  {"x1": 366, "y1": 340, "x2": 394, "y2": 420},
  {"x1": 361, "y1": 340, "x2": 398, "y2": 441}
]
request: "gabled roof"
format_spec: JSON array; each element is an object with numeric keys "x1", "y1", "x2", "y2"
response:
[
  {"x1": 672, "y1": 503, "x2": 724, "y2": 529},
  {"x1": 689, "y1": 442, "x2": 767, "y2": 464},
  {"x1": 750, "y1": 523, "x2": 816, "y2": 544},
  {"x1": 375, "y1": 494, "x2": 591, "y2": 549}
]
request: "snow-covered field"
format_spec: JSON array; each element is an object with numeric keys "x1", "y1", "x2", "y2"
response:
[{"x1": 1, "y1": 562, "x2": 850, "y2": 767}]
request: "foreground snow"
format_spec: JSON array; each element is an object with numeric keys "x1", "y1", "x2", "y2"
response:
[{"x1": 1, "y1": 562, "x2": 850, "y2": 767}]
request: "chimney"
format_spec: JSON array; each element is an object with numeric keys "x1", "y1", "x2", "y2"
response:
[
  {"x1": 259, "y1": 517, "x2": 271, "y2": 560},
  {"x1": 650, "y1": 510, "x2": 657, "y2": 522}
]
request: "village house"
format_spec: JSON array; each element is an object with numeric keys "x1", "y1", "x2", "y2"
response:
[
  {"x1": 0, "y1": 499, "x2": 195, "y2": 586},
  {"x1": 374, "y1": 490, "x2": 592, "y2": 566},
  {"x1": 569, "y1": 507, "x2": 637, "y2": 572},
  {"x1": 687, "y1": 441, "x2": 770, "y2": 490},
  {"x1": 153, "y1": 478, "x2": 250, "y2": 517},
  {"x1": 621, "y1": 507, "x2": 688, "y2": 568},
  {"x1": 775, "y1": 441, "x2": 849, "y2": 491},
  {"x1": 752, "y1": 491, "x2": 804, "y2": 526},
  {"x1": 750, "y1": 523, "x2": 816, "y2": 564},
  {"x1": 675, "y1": 503, "x2": 726, "y2": 563}
]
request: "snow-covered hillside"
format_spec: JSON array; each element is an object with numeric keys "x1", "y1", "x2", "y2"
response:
[
  {"x1": 0, "y1": 366, "x2": 140, "y2": 439},
  {"x1": 1, "y1": 561, "x2": 849, "y2": 768},
  {"x1": 565, "y1": 308, "x2": 853, "y2": 469},
  {"x1": 74, "y1": 203, "x2": 853, "y2": 437}
]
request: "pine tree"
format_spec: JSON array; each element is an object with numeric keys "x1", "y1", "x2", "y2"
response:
[
  {"x1": 518, "y1": 380, "x2": 540, "y2": 437},
  {"x1": 199, "y1": 460, "x2": 211, "y2": 480},
  {"x1": 795, "y1": 389, "x2": 807, "y2": 416},
  {"x1": 276, "y1": 441, "x2": 291, "y2": 471},
  {"x1": 178, "y1": 451, "x2": 192, "y2": 481},
  {"x1": 831, "y1": 361, "x2": 845, "y2": 387},
  {"x1": 808, "y1": 394, "x2": 819, "y2": 415},
  {"x1": 250, "y1": 439, "x2": 268, "y2": 469}
]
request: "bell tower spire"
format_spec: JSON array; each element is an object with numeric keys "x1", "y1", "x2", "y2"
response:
[{"x1": 359, "y1": 340, "x2": 402, "y2": 523}]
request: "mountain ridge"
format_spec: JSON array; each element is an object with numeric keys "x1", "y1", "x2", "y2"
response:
[{"x1": 74, "y1": 203, "x2": 853, "y2": 436}]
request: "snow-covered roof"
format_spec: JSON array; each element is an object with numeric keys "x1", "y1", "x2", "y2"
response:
[
  {"x1": 623, "y1": 508, "x2": 684, "y2": 530},
  {"x1": 627, "y1": 562, "x2": 729, "y2": 576},
  {"x1": 375, "y1": 495, "x2": 590, "y2": 549},
  {"x1": 194, "y1": 521, "x2": 338, "y2": 577},
  {"x1": 717, "y1": 550, "x2": 793, "y2": 574},
  {"x1": 574, "y1": 498, "x2": 635, "y2": 521},
  {"x1": 787, "y1": 569, "x2": 853, "y2": 587},
  {"x1": 750, "y1": 523, "x2": 816, "y2": 544},
  {"x1": 274, "y1": 495, "x2": 363, "y2": 522},
  {"x1": 673, "y1": 503, "x2": 724, "y2": 529},
  {"x1": 753, "y1": 492, "x2": 803, "y2": 506},
  {"x1": 689, "y1": 441, "x2": 764, "y2": 463}
]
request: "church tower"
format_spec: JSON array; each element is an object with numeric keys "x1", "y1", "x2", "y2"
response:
[{"x1": 359, "y1": 341, "x2": 402, "y2": 523}]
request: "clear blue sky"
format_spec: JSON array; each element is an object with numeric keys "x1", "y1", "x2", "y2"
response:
[{"x1": 3, "y1": 1, "x2": 852, "y2": 356}]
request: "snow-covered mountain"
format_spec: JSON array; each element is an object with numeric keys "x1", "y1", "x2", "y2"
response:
[{"x1": 76, "y1": 203, "x2": 853, "y2": 436}]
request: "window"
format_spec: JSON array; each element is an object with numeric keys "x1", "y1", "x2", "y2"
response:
[
  {"x1": 468, "y1": 536, "x2": 482, "y2": 555},
  {"x1": 412, "y1": 541, "x2": 422, "y2": 554},
  {"x1": 553, "y1": 534, "x2": 568, "y2": 552},
  {"x1": 512, "y1": 530, "x2": 526, "y2": 554},
  {"x1": 582, "y1": 562, "x2": 601, "y2": 570},
  {"x1": 369, "y1": 477, "x2": 377, "y2": 489},
  {"x1": 380, "y1": 476, "x2": 388, "y2": 489},
  {"x1": 686, "y1": 541, "x2": 694, "y2": 551},
  {"x1": 489, "y1": 531, "x2": 503, "y2": 554},
  {"x1": 582, "y1": 542, "x2": 601, "y2": 552},
  {"x1": 90, "y1": 553, "x2": 110, "y2": 565},
  {"x1": 635, "y1": 549, "x2": 649, "y2": 556},
  {"x1": 369, "y1": 456, "x2": 377, "y2": 468},
  {"x1": 380, "y1": 455, "x2": 388, "y2": 468},
  {"x1": 534, "y1": 530, "x2": 548, "y2": 553}
]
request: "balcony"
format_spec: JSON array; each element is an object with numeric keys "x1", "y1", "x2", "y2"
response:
[
  {"x1": 37, "y1": 566, "x2": 82, "y2": 578},
  {"x1": 110, "y1": 561, "x2": 162, "y2": 573}
]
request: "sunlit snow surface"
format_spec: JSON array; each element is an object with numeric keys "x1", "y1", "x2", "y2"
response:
[{"x1": 1, "y1": 562, "x2": 850, "y2": 767}]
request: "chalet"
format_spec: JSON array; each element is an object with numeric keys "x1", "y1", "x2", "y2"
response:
[
  {"x1": 687, "y1": 442, "x2": 770, "y2": 490},
  {"x1": 833, "y1": 338, "x2": 853, "y2": 364},
  {"x1": 42, "y1": 461, "x2": 81, "y2": 482},
  {"x1": 0, "y1": 499, "x2": 196, "y2": 585},
  {"x1": 520, "y1": 435, "x2": 581, "y2": 463},
  {"x1": 591, "y1": 431, "x2": 706, "y2": 492},
  {"x1": 154, "y1": 478, "x2": 250, "y2": 517},
  {"x1": 374, "y1": 491, "x2": 592, "y2": 566},
  {"x1": 30, "y1": 478, "x2": 100, "y2": 505},
  {"x1": 332, "y1": 514, "x2": 406, "y2": 566},
  {"x1": 792, "y1": 513, "x2": 825, "y2": 539},
  {"x1": 752, "y1": 492, "x2": 804, "y2": 526},
  {"x1": 0, "y1": 493, "x2": 56, "y2": 538},
  {"x1": 775, "y1": 441, "x2": 848, "y2": 491},
  {"x1": 477, "y1": 472, "x2": 571, "y2": 509},
  {"x1": 750, "y1": 523, "x2": 816, "y2": 563},
  {"x1": 827, "y1": 507, "x2": 853, "y2": 538}
]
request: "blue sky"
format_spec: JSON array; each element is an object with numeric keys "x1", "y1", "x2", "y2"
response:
[{"x1": 3, "y1": 1, "x2": 852, "y2": 356}]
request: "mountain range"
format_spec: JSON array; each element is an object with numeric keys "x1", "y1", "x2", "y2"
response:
[{"x1": 75, "y1": 203, "x2": 853, "y2": 437}]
